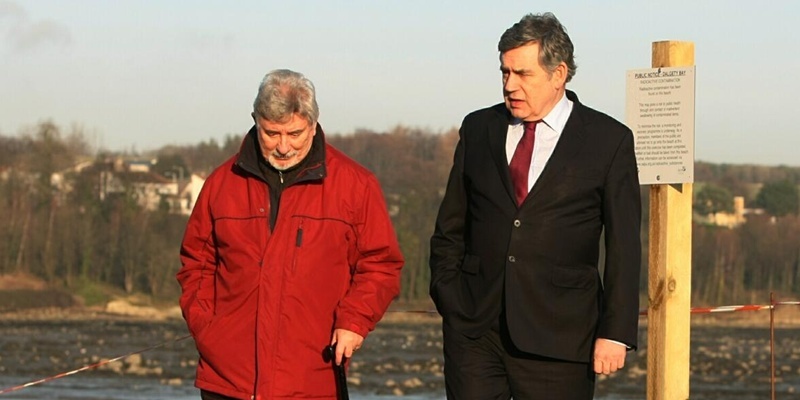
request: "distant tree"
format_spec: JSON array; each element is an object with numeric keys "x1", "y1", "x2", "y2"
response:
[
  {"x1": 0, "y1": 135, "x2": 28, "y2": 167},
  {"x1": 756, "y1": 180, "x2": 799, "y2": 217},
  {"x1": 6, "y1": 120, "x2": 800, "y2": 305},
  {"x1": 692, "y1": 223, "x2": 744, "y2": 305},
  {"x1": 152, "y1": 153, "x2": 189, "y2": 180},
  {"x1": 222, "y1": 134, "x2": 242, "y2": 155},
  {"x1": 328, "y1": 126, "x2": 457, "y2": 301},
  {"x1": 154, "y1": 133, "x2": 242, "y2": 177},
  {"x1": 694, "y1": 184, "x2": 734, "y2": 215}
]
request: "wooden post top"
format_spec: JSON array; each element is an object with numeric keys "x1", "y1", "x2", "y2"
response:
[{"x1": 652, "y1": 41, "x2": 695, "y2": 68}]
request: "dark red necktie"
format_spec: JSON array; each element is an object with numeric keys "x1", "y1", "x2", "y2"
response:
[{"x1": 509, "y1": 121, "x2": 536, "y2": 206}]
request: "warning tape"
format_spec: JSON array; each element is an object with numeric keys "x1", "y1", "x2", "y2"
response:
[
  {"x1": 1, "y1": 301, "x2": 799, "y2": 395},
  {"x1": 0, "y1": 333, "x2": 191, "y2": 395},
  {"x1": 638, "y1": 301, "x2": 800, "y2": 316},
  {"x1": 388, "y1": 301, "x2": 800, "y2": 317}
]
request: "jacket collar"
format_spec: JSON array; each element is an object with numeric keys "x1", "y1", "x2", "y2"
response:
[
  {"x1": 488, "y1": 90, "x2": 586, "y2": 207},
  {"x1": 528, "y1": 90, "x2": 586, "y2": 200},
  {"x1": 235, "y1": 123, "x2": 327, "y2": 185}
]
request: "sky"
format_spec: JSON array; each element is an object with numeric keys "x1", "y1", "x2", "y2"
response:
[{"x1": 2, "y1": 0, "x2": 799, "y2": 166}]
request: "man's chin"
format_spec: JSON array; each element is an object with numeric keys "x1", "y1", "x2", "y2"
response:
[
  {"x1": 505, "y1": 105, "x2": 529, "y2": 119},
  {"x1": 268, "y1": 159, "x2": 297, "y2": 171}
]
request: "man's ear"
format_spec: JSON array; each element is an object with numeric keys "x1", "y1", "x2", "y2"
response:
[
  {"x1": 251, "y1": 112, "x2": 256, "y2": 122},
  {"x1": 552, "y1": 62, "x2": 568, "y2": 88}
]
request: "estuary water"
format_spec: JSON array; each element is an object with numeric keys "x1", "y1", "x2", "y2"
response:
[{"x1": 0, "y1": 314, "x2": 798, "y2": 399}]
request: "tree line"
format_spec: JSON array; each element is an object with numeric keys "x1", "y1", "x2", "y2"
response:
[{"x1": 1, "y1": 121, "x2": 799, "y2": 306}]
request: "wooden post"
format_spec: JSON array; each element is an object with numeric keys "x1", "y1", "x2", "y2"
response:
[{"x1": 646, "y1": 41, "x2": 694, "y2": 400}]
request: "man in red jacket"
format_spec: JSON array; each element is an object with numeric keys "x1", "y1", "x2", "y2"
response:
[{"x1": 177, "y1": 69, "x2": 404, "y2": 400}]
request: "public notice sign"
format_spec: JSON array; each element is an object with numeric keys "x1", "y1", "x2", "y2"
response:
[{"x1": 625, "y1": 66, "x2": 695, "y2": 185}]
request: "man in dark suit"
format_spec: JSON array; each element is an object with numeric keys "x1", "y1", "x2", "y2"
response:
[{"x1": 429, "y1": 12, "x2": 641, "y2": 399}]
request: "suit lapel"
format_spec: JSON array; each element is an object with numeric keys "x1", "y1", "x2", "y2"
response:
[
  {"x1": 487, "y1": 105, "x2": 517, "y2": 203},
  {"x1": 528, "y1": 99, "x2": 587, "y2": 200}
]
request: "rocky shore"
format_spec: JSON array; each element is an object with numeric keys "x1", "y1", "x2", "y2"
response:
[
  {"x1": 2, "y1": 274, "x2": 799, "y2": 398},
  {"x1": 3, "y1": 299, "x2": 799, "y2": 329},
  {"x1": 2, "y1": 272, "x2": 799, "y2": 327}
]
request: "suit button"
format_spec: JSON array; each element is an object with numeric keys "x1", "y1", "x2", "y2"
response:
[
  {"x1": 508, "y1": 256, "x2": 516, "y2": 263},
  {"x1": 513, "y1": 219, "x2": 521, "y2": 227}
]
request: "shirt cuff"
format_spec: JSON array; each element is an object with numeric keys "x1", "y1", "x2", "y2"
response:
[{"x1": 599, "y1": 338, "x2": 631, "y2": 349}]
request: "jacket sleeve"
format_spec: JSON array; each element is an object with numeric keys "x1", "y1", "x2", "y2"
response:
[
  {"x1": 176, "y1": 180, "x2": 217, "y2": 338},
  {"x1": 597, "y1": 129, "x2": 642, "y2": 349},
  {"x1": 334, "y1": 176, "x2": 404, "y2": 337},
  {"x1": 428, "y1": 127, "x2": 467, "y2": 318}
]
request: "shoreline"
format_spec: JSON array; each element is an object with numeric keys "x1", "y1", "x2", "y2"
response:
[
  {"x1": 3, "y1": 273, "x2": 799, "y2": 327},
  {"x1": 2, "y1": 302, "x2": 799, "y2": 328}
]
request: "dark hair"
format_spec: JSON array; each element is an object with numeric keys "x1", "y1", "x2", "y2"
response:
[{"x1": 498, "y1": 12, "x2": 577, "y2": 82}]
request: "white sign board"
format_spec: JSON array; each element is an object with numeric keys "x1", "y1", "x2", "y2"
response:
[{"x1": 626, "y1": 66, "x2": 695, "y2": 185}]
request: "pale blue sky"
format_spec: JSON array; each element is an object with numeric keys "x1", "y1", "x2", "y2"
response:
[{"x1": 2, "y1": 1, "x2": 799, "y2": 166}]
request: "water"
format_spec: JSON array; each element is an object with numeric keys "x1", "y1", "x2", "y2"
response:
[{"x1": 0, "y1": 316, "x2": 798, "y2": 399}]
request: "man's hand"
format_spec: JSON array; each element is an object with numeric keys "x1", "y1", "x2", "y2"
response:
[
  {"x1": 593, "y1": 338, "x2": 627, "y2": 375},
  {"x1": 330, "y1": 329, "x2": 364, "y2": 365}
]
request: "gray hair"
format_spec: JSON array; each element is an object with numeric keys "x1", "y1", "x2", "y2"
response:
[
  {"x1": 253, "y1": 69, "x2": 319, "y2": 124},
  {"x1": 498, "y1": 13, "x2": 577, "y2": 83}
]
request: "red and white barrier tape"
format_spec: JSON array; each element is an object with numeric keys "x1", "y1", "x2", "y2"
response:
[
  {"x1": 2, "y1": 301, "x2": 799, "y2": 395},
  {"x1": 390, "y1": 302, "x2": 800, "y2": 317},
  {"x1": 638, "y1": 301, "x2": 800, "y2": 316},
  {"x1": 0, "y1": 333, "x2": 192, "y2": 395}
]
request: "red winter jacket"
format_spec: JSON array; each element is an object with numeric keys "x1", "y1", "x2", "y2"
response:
[{"x1": 177, "y1": 127, "x2": 403, "y2": 399}]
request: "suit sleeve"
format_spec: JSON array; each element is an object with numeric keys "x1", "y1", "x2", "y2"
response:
[
  {"x1": 429, "y1": 127, "x2": 468, "y2": 318},
  {"x1": 334, "y1": 176, "x2": 404, "y2": 337},
  {"x1": 176, "y1": 180, "x2": 217, "y2": 338},
  {"x1": 598, "y1": 129, "x2": 642, "y2": 349}
]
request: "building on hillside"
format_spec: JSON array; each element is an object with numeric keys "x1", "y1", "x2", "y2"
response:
[
  {"x1": 705, "y1": 196, "x2": 746, "y2": 228},
  {"x1": 4, "y1": 156, "x2": 204, "y2": 215},
  {"x1": 127, "y1": 160, "x2": 154, "y2": 173},
  {"x1": 99, "y1": 169, "x2": 206, "y2": 215},
  {"x1": 696, "y1": 196, "x2": 765, "y2": 228},
  {"x1": 99, "y1": 170, "x2": 178, "y2": 211},
  {"x1": 177, "y1": 174, "x2": 206, "y2": 215},
  {"x1": 61, "y1": 157, "x2": 203, "y2": 215},
  {"x1": 50, "y1": 160, "x2": 95, "y2": 195}
]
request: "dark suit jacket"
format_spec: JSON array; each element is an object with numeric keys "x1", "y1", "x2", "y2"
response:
[{"x1": 429, "y1": 90, "x2": 641, "y2": 363}]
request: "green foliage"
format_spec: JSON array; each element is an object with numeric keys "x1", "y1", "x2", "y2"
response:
[
  {"x1": 756, "y1": 180, "x2": 800, "y2": 217},
  {"x1": 694, "y1": 183, "x2": 734, "y2": 215},
  {"x1": 73, "y1": 279, "x2": 114, "y2": 307}
]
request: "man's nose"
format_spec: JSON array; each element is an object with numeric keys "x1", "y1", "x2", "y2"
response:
[
  {"x1": 504, "y1": 75, "x2": 517, "y2": 93},
  {"x1": 276, "y1": 136, "x2": 291, "y2": 154}
]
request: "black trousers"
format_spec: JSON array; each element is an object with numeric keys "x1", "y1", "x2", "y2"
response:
[
  {"x1": 442, "y1": 321, "x2": 595, "y2": 400},
  {"x1": 200, "y1": 390, "x2": 239, "y2": 400}
]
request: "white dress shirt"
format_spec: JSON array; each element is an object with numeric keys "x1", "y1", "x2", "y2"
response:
[
  {"x1": 505, "y1": 93, "x2": 573, "y2": 191},
  {"x1": 503, "y1": 93, "x2": 629, "y2": 350}
]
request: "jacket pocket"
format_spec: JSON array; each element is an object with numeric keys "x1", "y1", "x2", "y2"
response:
[
  {"x1": 551, "y1": 267, "x2": 595, "y2": 289},
  {"x1": 460, "y1": 254, "x2": 480, "y2": 275},
  {"x1": 187, "y1": 307, "x2": 213, "y2": 338}
]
